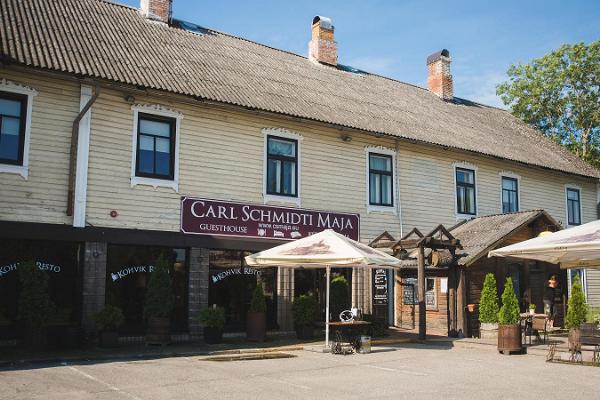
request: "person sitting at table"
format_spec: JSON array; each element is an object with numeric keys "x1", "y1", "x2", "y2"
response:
[{"x1": 543, "y1": 274, "x2": 558, "y2": 323}]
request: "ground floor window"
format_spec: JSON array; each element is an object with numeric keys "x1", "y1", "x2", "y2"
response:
[
  {"x1": 208, "y1": 250, "x2": 277, "y2": 332},
  {"x1": 106, "y1": 245, "x2": 188, "y2": 335},
  {"x1": 0, "y1": 239, "x2": 82, "y2": 340}
]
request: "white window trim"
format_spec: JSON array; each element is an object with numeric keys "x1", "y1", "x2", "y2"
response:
[
  {"x1": 499, "y1": 171, "x2": 521, "y2": 214},
  {"x1": 0, "y1": 79, "x2": 37, "y2": 179},
  {"x1": 130, "y1": 104, "x2": 182, "y2": 191},
  {"x1": 262, "y1": 128, "x2": 302, "y2": 206},
  {"x1": 565, "y1": 184, "x2": 583, "y2": 227},
  {"x1": 453, "y1": 161, "x2": 478, "y2": 220},
  {"x1": 365, "y1": 146, "x2": 397, "y2": 214}
]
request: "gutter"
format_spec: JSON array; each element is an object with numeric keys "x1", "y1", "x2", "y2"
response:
[{"x1": 67, "y1": 85, "x2": 99, "y2": 216}]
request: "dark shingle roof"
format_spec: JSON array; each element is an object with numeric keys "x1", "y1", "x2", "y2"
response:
[
  {"x1": 396, "y1": 210, "x2": 557, "y2": 268},
  {"x1": 1, "y1": 0, "x2": 598, "y2": 178}
]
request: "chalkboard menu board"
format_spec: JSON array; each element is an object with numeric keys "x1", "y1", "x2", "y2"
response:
[
  {"x1": 403, "y1": 278, "x2": 417, "y2": 305},
  {"x1": 372, "y1": 268, "x2": 388, "y2": 305}
]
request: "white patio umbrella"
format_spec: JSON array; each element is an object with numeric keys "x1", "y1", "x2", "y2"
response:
[
  {"x1": 488, "y1": 219, "x2": 600, "y2": 269},
  {"x1": 245, "y1": 229, "x2": 401, "y2": 347}
]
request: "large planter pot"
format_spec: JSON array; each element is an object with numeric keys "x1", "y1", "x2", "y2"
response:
[
  {"x1": 99, "y1": 330, "x2": 119, "y2": 347},
  {"x1": 203, "y1": 327, "x2": 223, "y2": 344},
  {"x1": 480, "y1": 323, "x2": 498, "y2": 340},
  {"x1": 497, "y1": 324, "x2": 522, "y2": 354},
  {"x1": 568, "y1": 328, "x2": 581, "y2": 352},
  {"x1": 246, "y1": 312, "x2": 266, "y2": 342},
  {"x1": 146, "y1": 317, "x2": 170, "y2": 345},
  {"x1": 295, "y1": 325, "x2": 315, "y2": 340}
]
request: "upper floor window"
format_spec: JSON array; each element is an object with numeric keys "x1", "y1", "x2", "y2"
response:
[
  {"x1": 0, "y1": 91, "x2": 27, "y2": 166},
  {"x1": 135, "y1": 113, "x2": 175, "y2": 180},
  {"x1": 501, "y1": 176, "x2": 519, "y2": 213},
  {"x1": 369, "y1": 153, "x2": 393, "y2": 207},
  {"x1": 266, "y1": 135, "x2": 297, "y2": 197},
  {"x1": 566, "y1": 187, "x2": 581, "y2": 226},
  {"x1": 456, "y1": 167, "x2": 476, "y2": 215}
]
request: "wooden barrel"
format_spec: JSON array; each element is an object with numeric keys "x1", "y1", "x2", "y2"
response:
[
  {"x1": 431, "y1": 250, "x2": 454, "y2": 267},
  {"x1": 497, "y1": 324, "x2": 522, "y2": 354}
]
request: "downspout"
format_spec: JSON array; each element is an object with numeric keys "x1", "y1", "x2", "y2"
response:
[
  {"x1": 392, "y1": 139, "x2": 404, "y2": 326},
  {"x1": 67, "y1": 85, "x2": 99, "y2": 216}
]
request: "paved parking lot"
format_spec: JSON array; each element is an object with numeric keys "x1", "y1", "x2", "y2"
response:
[{"x1": 1, "y1": 344, "x2": 598, "y2": 400}]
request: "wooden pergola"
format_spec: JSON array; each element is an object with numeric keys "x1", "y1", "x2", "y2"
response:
[{"x1": 393, "y1": 225, "x2": 462, "y2": 340}]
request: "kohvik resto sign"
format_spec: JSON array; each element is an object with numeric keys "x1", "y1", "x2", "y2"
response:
[{"x1": 181, "y1": 197, "x2": 359, "y2": 240}]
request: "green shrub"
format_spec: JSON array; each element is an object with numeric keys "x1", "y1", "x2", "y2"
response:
[
  {"x1": 330, "y1": 275, "x2": 350, "y2": 320},
  {"x1": 566, "y1": 275, "x2": 588, "y2": 329},
  {"x1": 144, "y1": 254, "x2": 174, "y2": 319},
  {"x1": 249, "y1": 282, "x2": 267, "y2": 313},
  {"x1": 18, "y1": 260, "x2": 51, "y2": 329},
  {"x1": 587, "y1": 307, "x2": 600, "y2": 326},
  {"x1": 498, "y1": 277, "x2": 520, "y2": 325},
  {"x1": 362, "y1": 313, "x2": 387, "y2": 338},
  {"x1": 478, "y1": 273, "x2": 499, "y2": 324},
  {"x1": 292, "y1": 295, "x2": 318, "y2": 326},
  {"x1": 94, "y1": 305, "x2": 125, "y2": 331},
  {"x1": 199, "y1": 306, "x2": 226, "y2": 330}
]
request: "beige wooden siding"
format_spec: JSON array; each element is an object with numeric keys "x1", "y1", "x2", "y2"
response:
[
  {"x1": 85, "y1": 88, "x2": 403, "y2": 241},
  {"x1": 586, "y1": 269, "x2": 600, "y2": 307},
  {"x1": 398, "y1": 142, "x2": 597, "y2": 234},
  {"x1": 0, "y1": 70, "x2": 80, "y2": 225}
]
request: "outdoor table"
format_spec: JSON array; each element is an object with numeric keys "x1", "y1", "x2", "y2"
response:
[
  {"x1": 519, "y1": 313, "x2": 548, "y2": 345},
  {"x1": 328, "y1": 321, "x2": 372, "y2": 351}
]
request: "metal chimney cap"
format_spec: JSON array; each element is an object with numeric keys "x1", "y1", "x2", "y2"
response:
[
  {"x1": 426, "y1": 49, "x2": 450, "y2": 65},
  {"x1": 312, "y1": 16, "x2": 334, "y2": 30}
]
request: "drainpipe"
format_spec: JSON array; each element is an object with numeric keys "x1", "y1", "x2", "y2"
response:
[{"x1": 67, "y1": 85, "x2": 100, "y2": 216}]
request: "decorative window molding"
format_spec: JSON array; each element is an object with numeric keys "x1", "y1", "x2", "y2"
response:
[
  {"x1": 0, "y1": 79, "x2": 37, "y2": 179},
  {"x1": 453, "y1": 161, "x2": 478, "y2": 219},
  {"x1": 499, "y1": 171, "x2": 521, "y2": 214},
  {"x1": 565, "y1": 184, "x2": 583, "y2": 227},
  {"x1": 262, "y1": 128, "x2": 302, "y2": 206},
  {"x1": 365, "y1": 146, "x2": 397, "y2": 214},
  {"x1": 130, "y1": 104, "x2": 182, "y2": 191}
]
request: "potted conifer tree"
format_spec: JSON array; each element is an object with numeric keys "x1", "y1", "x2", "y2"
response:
[
  {"x1": 199, "y1": 305, "x2": 226, "y2": 344},
  {"x1": 247, "y1": 282, "x2": 267, "y2": 342},
  {"x1": 94, "y1": 305, "x2": 124, "y2": 347},
  {"x1": 478, "y1": 273, "x2": 499, "y2": 340},
  {"x1": 292, "y1": 294, "x2": 318, "y2": 339},
  {"x1": 566, "y1": 275, "x2": 588, "y2": 352},
  {"x1": 330, "y1": 275, "x2": 350, "y2": 321},
  {"x1": 144, "y1": 254, "x2": 174, "y2": 345},
  {"x1": 497, "y1": 277, "x2": 522, "y2": 354},
  {"x1": 18, "y1": 260, "x2": 51, "y2": 347}
]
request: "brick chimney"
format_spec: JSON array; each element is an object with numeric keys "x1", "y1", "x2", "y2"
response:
[
  {"x1": 140, "y1": 0, "x2": 172, "y2": 23},
  {"x1": 308, "y1": 16, "x2": 337, "y2": 66},
  {"x1": 427, "y1": 49, "x2": 453, "y2": 100}
]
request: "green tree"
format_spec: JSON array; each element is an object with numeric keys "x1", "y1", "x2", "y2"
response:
[
  {"x1": 498, "y1": 277, "x2": 520, "y2": 325},
  {"x1": 566, "y1": 275, "x2": 588, "y2": 329},
  {"x1": 330, "y1": 275, "x2": 350, "y2": 319},
  {"x1": 144, "y1": 254, "x2": 174, "y2": 319},
  {"x1": 18, "y1": 260, "x2": 51, "y2": 329},
  {"x1": 497, "y1": 40, "x2": 600, "y2": 166},
  {"x1": 249, "y1": 282, "x2": 267, "y2": 313},
  {"x1": 479, "y1": 273, "x2": 499, "y2": 324}
]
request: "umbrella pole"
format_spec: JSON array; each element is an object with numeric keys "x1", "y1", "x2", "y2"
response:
[{"x1": 325, "y1": 265, "x2": 331, "y2": 349}]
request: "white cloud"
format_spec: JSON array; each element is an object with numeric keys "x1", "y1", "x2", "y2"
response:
[{"x1": 454, "y1": 70, "x2": 507, "y2": 109}]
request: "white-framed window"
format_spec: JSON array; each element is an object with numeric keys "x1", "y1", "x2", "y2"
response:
[
  {"x1": 262, "y1": 128, "x2": 302, "y2": 206},
  {"x1": 565, "y1": 185, "x2": 582, "y2": 226},
  {"x1": 500, "y1": 172, "x2": 520, "y2": 213},
  {"x1": 453, "y1": 162, "x2": 477, "y2": 218},
  {"x1": 365, "y1": 146, "x2": 397, "y2": 213},
  {"x1": 0, "y1": 79, "x2": 37, "y2": 179},
  {"x1": 130, "y1": 104, "x2": 182, "y2": 191},
  {"x1": 425, "y1": 278, "x2": 437, "y2": 309}
]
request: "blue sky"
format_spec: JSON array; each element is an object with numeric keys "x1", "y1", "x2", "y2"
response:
[{"x1": 121, "y1": 0, "x2": 599, "y2": 108}]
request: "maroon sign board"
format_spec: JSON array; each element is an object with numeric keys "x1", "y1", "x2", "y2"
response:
[{"x1": 180, "y1": 197, "x2": 360, "y2": 241}]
